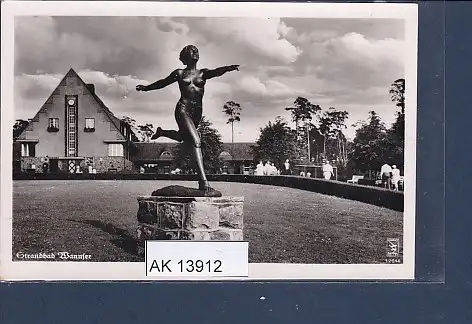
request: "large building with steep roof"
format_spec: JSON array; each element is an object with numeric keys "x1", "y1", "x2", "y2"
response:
[
  {"x1": 14, "y1": 68, "x2": 135, "y2": 174},
  {"x1": 14, "y1": 68, "x2": 257, "y2": 175}
]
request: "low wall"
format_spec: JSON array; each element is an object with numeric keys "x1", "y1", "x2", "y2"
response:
[
  {"x1": 18, "y1": 156, "x2": 133, "y2": 173},
  {"x1": 12, "y1": 173, "x2": 404, "y2": 212},
  {"x1": 20, "y1": 157, "x2": 43, "y2": 172},
  {"x1": 78, "y1": 156, "x2": 134, "y2": 173}
]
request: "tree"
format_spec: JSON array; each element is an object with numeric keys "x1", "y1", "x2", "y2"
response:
[
  {"x1": 121, "y1": 116, "x2": 136, "y2": 128},
  {"x1": 175, "y1": 116, "x2": 223, "y2": 174},
  {"x1": 120, "y1": 116, "x2": 152, "y2": 142},
  {"x1": 285, "y1": 97, "x2": 321, "y2": 162},
  {"x1": 388, "y1": 78, "x2": 405, "y2": 164},
  {"x1": 137, "y1": 124, "x2": 154, "y2": 142},
  {"x1": 348, "y1": 111, "x2": 388, "y2": 177},
  {"x1": 285, "y1": 97, "x2": 321, "y2": 139},
  {"x1": 13, "y1": 119, "x2": 29, "y2": 139},
  {"x1": 222, "y1": 101, "x2": 242, "y2": 144},
  {"x1": 252, "y1": 116, "x2": 298, "y2": 169},
  {"x1": 348, "y1": 80, "x2": 406, "y2": 175},
  {"x1": 389, "y1": 78, "x2": 405, "y2": 114},
  {"x1": 318, "y1": 108, "x2": 349, "y2": 165},
  {"x1": 307, "y1": 125, "x2": 325, "y2": 163},
  {"x1": 385, "y1": 108, "x2": 405, "y2": 168}
]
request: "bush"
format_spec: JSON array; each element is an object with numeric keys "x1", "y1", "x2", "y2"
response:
[{"x1": 13, "y1": 173, "x2": 403, "y2": 211}]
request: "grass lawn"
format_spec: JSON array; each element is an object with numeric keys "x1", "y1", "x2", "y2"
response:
[{"x1": 12, "y1": 180, "x2": 403, "y2": 264}]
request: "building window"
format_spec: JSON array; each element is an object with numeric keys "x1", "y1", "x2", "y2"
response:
[
  {"x1": 47, "y1": 118, "x2": 59, "y2": 132},
  {"x1": 108, "y1": 143, "x2": 123, "y2": 157},
  {"x1": 65, "y1": 95, "x2": 78, "y2": 157},
  {"x1": 21, "y1": 143, "x2": 36, "y2": 157},
  {"x1": 84, "y1": 118, "x2": 95, "y2": 132}
]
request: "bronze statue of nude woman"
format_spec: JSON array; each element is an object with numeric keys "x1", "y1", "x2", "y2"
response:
[{"x1": 136, "y1": 45, "x2": 239, "y2": 195}]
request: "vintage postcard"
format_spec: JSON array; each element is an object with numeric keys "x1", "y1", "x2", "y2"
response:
[{"x1": 1, "y1": 1, "x2": 418, "y2": 280}]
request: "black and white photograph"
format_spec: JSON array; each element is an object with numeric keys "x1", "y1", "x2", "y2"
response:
[{"x1": 1, "y1": 2, "x2": 418, "y2": 280}]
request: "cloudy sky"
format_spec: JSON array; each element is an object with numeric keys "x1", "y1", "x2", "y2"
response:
[{"x1": 14, "y1": 16, "x2": 405, "y2": 142}]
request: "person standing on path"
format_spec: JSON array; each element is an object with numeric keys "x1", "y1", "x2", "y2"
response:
[
  {"x1": 284, "y1": 159, "x2": 291, "y2": 175},
  {"x1": 380, "y1": 163, "x2": 393, "y2": 189},
  {"x1": 322, "y1": 160, "x2": 334, "y2": 180},
  {"x1": 391, "y1": 165, "x2": 401, "y2": 191}
]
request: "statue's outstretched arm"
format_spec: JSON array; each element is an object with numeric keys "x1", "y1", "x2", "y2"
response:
[
  {"x1": 202, "y1": 65, "x2": 239, "y2": 80},
  {"x1": 136, "y1": 70, "x2": 179, "y2": 91}
]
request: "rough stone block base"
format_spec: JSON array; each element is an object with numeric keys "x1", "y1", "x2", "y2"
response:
[{"x1": 137, "y1": 196, "x2": 244, "y2": 256}]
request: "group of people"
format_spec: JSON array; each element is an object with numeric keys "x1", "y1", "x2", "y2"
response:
[
  {"x1": 255, "y1": 161, "x2": 281, "y2": 176},
  {"x1": 380, "y1": 163, "x2": 402, "y2": 191},
  {"x1": 299, "y1": 160, "x2": 334, "y2": 180}
]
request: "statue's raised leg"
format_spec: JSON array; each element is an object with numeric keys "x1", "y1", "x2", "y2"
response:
[{"x1": 151, "y1": 127, "x2": 182, "y2": 141}]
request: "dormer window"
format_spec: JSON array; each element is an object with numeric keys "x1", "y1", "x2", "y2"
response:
[
  {"x1": 47, "y1": 118, "x2": 59, "y2": 132},
  {"x1": 161, "y1": 151, "x2": 172, "y2": 157},
  {"x1": 160, "y1": 151, "x2": 173, "y2": 160},
  {"x1": 84, "y1": 118, "x2": 95, "y2": 132}
]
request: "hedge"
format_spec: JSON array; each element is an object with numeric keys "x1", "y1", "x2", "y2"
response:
[{"x1": 13, "y1": 173, "x2": 403, "y2": 212}]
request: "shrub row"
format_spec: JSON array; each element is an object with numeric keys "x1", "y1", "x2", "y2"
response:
[
  {"x1": 207, "y1": 175, "x2": 403, "y2": 212},
  {"x1": 13, "y1": 173, "x2": 403, "y2": 211}
]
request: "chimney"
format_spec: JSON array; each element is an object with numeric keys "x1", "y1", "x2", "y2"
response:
[{"x1": 86, "y1": 84, "x2": 95, "y2": 94}]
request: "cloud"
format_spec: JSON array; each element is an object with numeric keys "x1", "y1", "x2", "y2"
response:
[
  {"x1": 335, "y1": 32, "x2": 404, "y2": 65},
  {"x1": 234, "y1": 74, "x2": 308, "y2": 103},
  {"x1": 307, "y1": 32, "x2": 405, "y2": 88},
  {"x1": 13, "y1": 16, "x2": 407, "y2": 142},
  {"x1": 283, "y1": 18, "x2": 405, "y2": 42},
  {"x1": 15, "y1": 17, "x2": 115, "y2": 75},
  {"x1": 189, "y1": 18, "x2": 302, "y2": 65},
  {"x1": 76, "y1": 70, "x2": 148, "y2": 98},
  {"x1": 155, "y1": 17, "x2": 190, "y2": 34},
  {"x1": 258, "y1": 66, "x2": 295, "y2": 77},
  {"x1": 288, "y1": 29, "x2": 340, "y2": 45},
  {"x1": 15, "y1": 73, "x2": 62, "y2": 99},
  {"x1": 15, "y1": 16, "x2": 199, "y2": 78},
  {"x1": 236, "y1": 75, "x2": 268, "y2": 98}
]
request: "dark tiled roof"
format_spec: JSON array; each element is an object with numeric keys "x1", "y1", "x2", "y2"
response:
[
  {"x1": 133, "y1": 142, "x2": 179, "y2": 161},
  {"x1": 221, "y1": 142, "x2": 255, "y2": 161},
  {"x1": 133, "y1": 142, "x2": 255, "y2": 161}
]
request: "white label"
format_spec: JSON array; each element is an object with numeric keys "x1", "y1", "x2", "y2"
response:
[{"x1": 145, "y1": 241, "x2": 249, "y2": 277}]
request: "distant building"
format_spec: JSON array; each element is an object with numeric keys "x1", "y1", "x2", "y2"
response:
[
  {"x1": 132, "y1": 142, "x2": 178, "y2": 174},
  {"x1": 13, "y1": 68, "x2": 134, "y2": 174},
  {"x1": 132, "y1": 142, "x2": 255, "y2": 174},
  {"x1": 219, "y1": 143, "x2": 255, "y2": 174}
]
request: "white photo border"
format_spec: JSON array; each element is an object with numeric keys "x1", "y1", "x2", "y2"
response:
[{"x1": 0, "y1": 1, "x2": 418, "y2": 281}]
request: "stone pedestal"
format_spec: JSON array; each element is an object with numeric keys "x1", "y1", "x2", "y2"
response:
[{"x1": 137, "y1": 196, "x2": 244, "y2": 256}]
